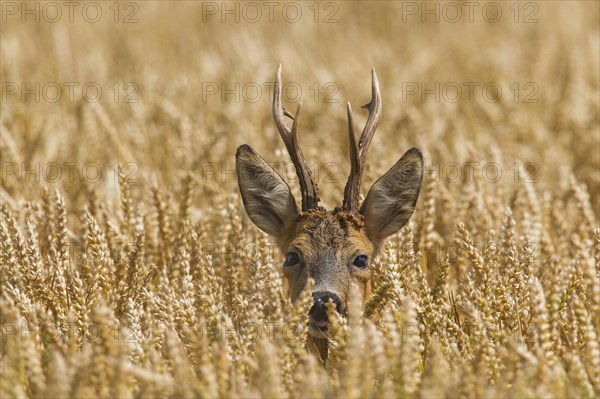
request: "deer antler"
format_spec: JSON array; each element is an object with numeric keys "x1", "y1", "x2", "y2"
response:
[
  {"x1": 343, "y1": 69, "x2": 382, "y2": 215},
  {"x1": 273, "y1": 65, "x2": 320, "y2": 212}
]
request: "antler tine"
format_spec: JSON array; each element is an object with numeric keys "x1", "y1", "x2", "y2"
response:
[
  {"x1": 343, "y1": 69, "x2": 382, "y2": 213},
  {"x1": 272, "y1": 65, "x2": 320, "y2": 212},
  {"x1": 343, "y1": 102, "x2": 360, "y2": 212}
]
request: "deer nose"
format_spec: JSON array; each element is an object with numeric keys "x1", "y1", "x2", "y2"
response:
[{"x1": 308, "y1": 291, "x2": 346, "y2": 326}]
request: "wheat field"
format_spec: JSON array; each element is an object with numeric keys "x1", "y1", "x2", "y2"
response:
[{"x1": 1, "y1": 1, "x2": 599, "y2": 398}]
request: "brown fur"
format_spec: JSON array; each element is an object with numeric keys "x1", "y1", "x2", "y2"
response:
[
  {"x1": 276, "y1": 209, "x2": 374, "y2": 363},
  {"x1": 280, "y1": 209, "x2": 374, "y2": 306}
]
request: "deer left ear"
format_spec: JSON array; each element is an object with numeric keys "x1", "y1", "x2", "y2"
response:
[
  {"x1": 359, "y1": 147, "x2": 423, "y2": 247},
  {"x1": 236, "y1": 144, "x2": 299, "y2": 238}
]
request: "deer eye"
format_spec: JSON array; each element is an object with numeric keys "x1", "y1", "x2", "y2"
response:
[
  {"x1": 353, "y1": 255, "x2": 368, "y2": 269},
  {"x1": 284, "y1": 251, "x2": 300, "y2": 267}
]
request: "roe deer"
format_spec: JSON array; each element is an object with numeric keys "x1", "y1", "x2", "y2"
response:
[{"x1": 235, "y1": 65, "x2": 424, "y2": 363}]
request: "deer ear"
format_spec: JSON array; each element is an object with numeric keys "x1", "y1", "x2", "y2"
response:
[
  {"x1": 236, "y1": 145, "x2": 299, "y2": 237},
  {"x1": 359, "y1": 148, "x2": 423, "y2": 247}
]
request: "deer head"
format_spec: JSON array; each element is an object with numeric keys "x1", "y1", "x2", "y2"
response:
[{"x1": 236, "y1": 66, "x2": 423, "y2": 356}]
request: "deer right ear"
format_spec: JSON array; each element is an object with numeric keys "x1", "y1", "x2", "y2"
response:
[
  {"x1": 236, "y1": 144, "x2": 299, "y2": 237},
  {"x1": 359, "y1": 147, "x2": 424, "y2": 248}
]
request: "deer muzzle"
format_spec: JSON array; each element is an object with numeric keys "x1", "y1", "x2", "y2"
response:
[{"x1": 308, "y1": 291, "x2": 345, "y2": 332}]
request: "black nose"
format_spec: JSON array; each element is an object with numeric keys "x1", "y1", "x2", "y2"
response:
[{"x1": 308, "y1": 291, "x2": 346, "y2": 322}]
